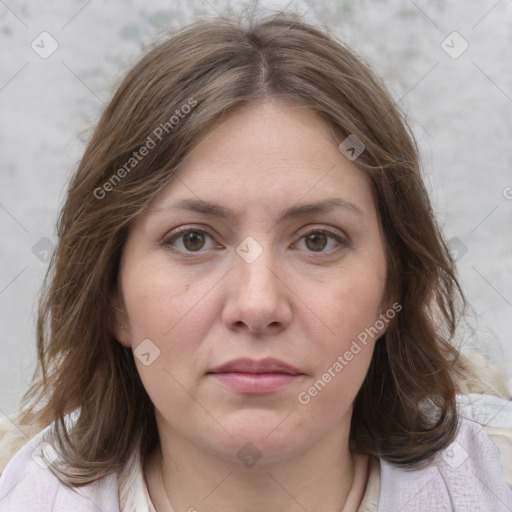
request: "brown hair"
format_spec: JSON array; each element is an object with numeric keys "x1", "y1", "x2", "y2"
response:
[{"x1": 19, "y1": 10, "x2": 468, "y2": 485}]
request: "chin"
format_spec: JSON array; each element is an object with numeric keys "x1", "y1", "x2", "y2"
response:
[{"x1": 202, "y1": 412, "x2": 313, "y2": 464}]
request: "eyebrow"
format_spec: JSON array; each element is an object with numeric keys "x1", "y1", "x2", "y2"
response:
[{"x1": 151, "y1": 197, "x2": 364, "y2": 222}]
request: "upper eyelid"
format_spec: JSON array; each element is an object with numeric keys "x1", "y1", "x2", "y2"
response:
[
  {"x1": 164, "y1": 223, "x2": 346, "y2": 238},
  {"x1": 162, "y1": 224, "x2": 349, "y2": 249}
]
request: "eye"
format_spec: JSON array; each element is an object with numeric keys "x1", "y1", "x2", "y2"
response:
[
  {"x1": 163, "y1": 228, "x2": 217, "y2": 253},
  {"x1": 162, "y1": 226, "x2": 349, "y2": 256},
  {"x1": 295, "y1": 227, "x2": 348, "y2": 254}
]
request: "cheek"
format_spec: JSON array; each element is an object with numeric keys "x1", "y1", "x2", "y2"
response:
[
  {"x1": 121, "y1": 257, "x2": 224, "y2": 403},
  {"x1": 298, "y1": 264, "x2": 386, "y2": 402},
  {"x1": 335, "y1": 273, "x2": 384, "y2": 337},
  {"x1": 124, "y1": 267, "x2": 210, "y2": 417},
  {"x1": 122, "y1": 257, "x2": 211, "y2": 342},
  {"x1": 313, "y1": 264, "x2": 386, "y2": 349}
]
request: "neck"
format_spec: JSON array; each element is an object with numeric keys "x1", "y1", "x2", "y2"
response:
[{"x1": 145, "y1": 420, "x2": 368, "y2": 512}]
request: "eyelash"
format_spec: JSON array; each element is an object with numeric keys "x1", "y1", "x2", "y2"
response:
[{"x1": 161, "y1": 225, "x2": 350, "y2": 257}]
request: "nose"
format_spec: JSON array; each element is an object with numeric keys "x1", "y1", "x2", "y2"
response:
[{"x1": 221, "y1": 239, "x2": 292, "y2": 335}]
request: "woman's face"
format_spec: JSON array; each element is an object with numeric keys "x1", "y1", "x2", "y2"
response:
[{"x1": 113, "y1": 98, "x2": 389, "y2": 464}]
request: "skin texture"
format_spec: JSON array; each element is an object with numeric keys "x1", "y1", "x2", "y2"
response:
[{"x1": 113, "y1": 98, "x2": 389, "y2": 511}]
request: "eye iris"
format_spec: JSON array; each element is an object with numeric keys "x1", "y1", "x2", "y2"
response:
[
  {"x1": 305, "y1": 232, "x2": 327, "y2": 252},
  {"x1": 178, "y1": 231, "x2": 332, "y2": 252},
  {"x1": 183, "y1": 231, "x2": 205, "y2": 251}
]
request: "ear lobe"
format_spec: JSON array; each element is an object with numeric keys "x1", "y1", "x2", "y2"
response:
[
  {"x1": 110, "y1": 291, "x2": 131, "y2": 348},
  {"x1": 372, "y1": 315, "x2": 387, "y2": 341},
  {"x1": 376, "y1": 297, "x2": 401, "y2": 340}
]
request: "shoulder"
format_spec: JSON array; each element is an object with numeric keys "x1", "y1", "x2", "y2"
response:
[
  {"x1": 0, "y1": 413, "x2": 32, "y2": 474},
  {"x1": 0, "y1": 421, "x2": 120, "y2": 512},
  {"x1": 378, "y1": 410, "x2": 512, "y2": 511}
]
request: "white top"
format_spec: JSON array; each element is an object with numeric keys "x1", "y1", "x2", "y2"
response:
[{"x1": 1, "y1": 394, "x2": 511, "y2": 511}]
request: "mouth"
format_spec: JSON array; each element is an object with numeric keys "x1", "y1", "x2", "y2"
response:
[
  {"x1": 206, "y1": 357, "x2": 305, "y2": 394},
  {"x1": 207, "y1": 371, "x2": 304, "y2": 394},
  {"x1": 208, "y1": 357, "x2": 303, "y2": 375}
]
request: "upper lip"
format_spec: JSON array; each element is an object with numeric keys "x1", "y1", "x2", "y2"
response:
[{"x1": 208, "y1": 357, "x2": 303, "y2": 375}]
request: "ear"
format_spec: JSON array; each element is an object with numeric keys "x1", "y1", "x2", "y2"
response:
[
  {"x1": 110, "y1": 289, "x2": 132, "y2": 348},
  {"x1": 375, "y1": 296, "x2": 401, "y2": 340}
]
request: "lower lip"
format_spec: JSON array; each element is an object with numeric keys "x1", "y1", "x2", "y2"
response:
[{"x1": 208, "y1": 372, "x2": 302, "y2": 394}]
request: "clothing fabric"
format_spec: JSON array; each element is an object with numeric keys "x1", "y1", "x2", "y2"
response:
[{"x1": 1, "y1": 394, "x2": 511, "y2": 511}]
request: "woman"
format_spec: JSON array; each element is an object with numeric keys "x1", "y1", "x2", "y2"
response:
[{"x1": 1, "y1": 10, "x2": 511, "y2": 512}]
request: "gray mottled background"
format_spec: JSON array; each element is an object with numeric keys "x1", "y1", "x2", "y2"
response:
[{"x1": 1, "y1": 0, "x2": 511, "y2": 416}]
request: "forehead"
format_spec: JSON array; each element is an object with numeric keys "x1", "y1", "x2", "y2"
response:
[{"x1": 148, "y1": 98, "x2": 377, "y2": 219}]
